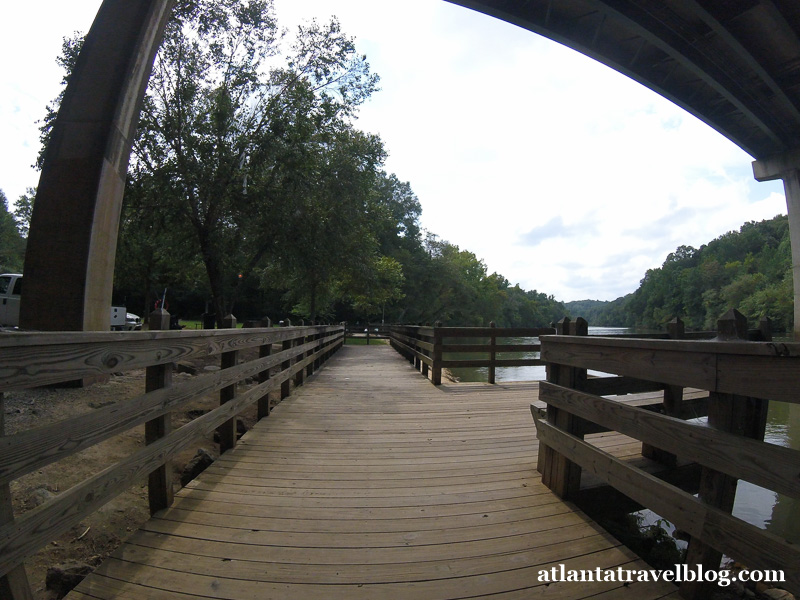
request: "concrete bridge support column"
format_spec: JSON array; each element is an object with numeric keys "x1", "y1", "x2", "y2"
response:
[
  {"x1": 753, "y1": 150, "x2": 800, "y2": 338},
  {"x1": 20, "y1": 0, "x2": 173, "y2": 331}
]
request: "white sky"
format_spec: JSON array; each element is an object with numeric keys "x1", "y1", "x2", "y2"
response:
[{"x1": 0, "y1": 0, "x2": 788, "y2": 302}]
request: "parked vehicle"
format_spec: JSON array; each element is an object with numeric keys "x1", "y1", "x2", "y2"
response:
[{"x1": 0, "y1": 274, "x2": 141, "y2": 330}]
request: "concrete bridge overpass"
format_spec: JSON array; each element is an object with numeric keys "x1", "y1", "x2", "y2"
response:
[{"x1": 21, "y1": 0, "x2": 800, "y2": 333}]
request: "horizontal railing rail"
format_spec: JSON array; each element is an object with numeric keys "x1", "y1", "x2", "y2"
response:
[
  {"x1": 388, "y1": 323, "x2": 556, "y2": 384},
  {"x1": 344, "y1": 323, "x2": 392, "y2": 343},
  {"x1": 534, "y1": 313, "x2": 799, "y2": 598},
  {"x1": 0, "y1": 316, "x2": 344, "y2": 593}
]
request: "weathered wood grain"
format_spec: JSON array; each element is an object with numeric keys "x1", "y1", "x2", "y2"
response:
[
  {"x1": 66, "y1": 345, "x2": 679, "y2": 600},
  {"x1": 533, "y1": 417, "x2": 800, "y2": 592},
  {"x1": 441, "y1": 358, "x2": 547, "y2": 368},
  {"x1": 0, "y1": 325, "x2": 343, "y2": 391},
  {"x1": 441, "y1": 343, "x2": 542, "y2": 353},
  {"x1": 0, "y1": 332, "x2": 342, "y2": 579},
  {"x1": 0, "y1": 347, "x2": 332, "y2": 577},
  {"x1": 538, "y1": 382, "x2": 800, "y2": 499},
  {"x1": 541, "y1": 336, "x2": 800, "y2": 403},
  {"x1": 0, "y1": 338, "x2": 328, "y2": 486},
  {"x1": 582, "y1": 376, "x2": 664, "y2": 396}
]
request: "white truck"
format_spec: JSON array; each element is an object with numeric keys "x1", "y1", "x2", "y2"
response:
[{"x1": 0, "y1": 274, "x2": 142, "y2": 330}]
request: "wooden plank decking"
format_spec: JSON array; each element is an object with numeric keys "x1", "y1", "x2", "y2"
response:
[{"x1": 69, "y1": 344, "x2": 680, "y2": 599}]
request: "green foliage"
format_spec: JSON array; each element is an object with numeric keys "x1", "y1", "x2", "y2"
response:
[
  {"x1": 13, "y1": 188, "x2": 35, "y2": 239},
  {"x1": 37, "y1": 34, "x2": 83, "y2": 170},
  {"x1": 125, "y1": 1, "x2": 381, "y2": 324},
  {"x1": 0, "y1": 190, "x2": 26, "y2": 272},
  {"x1": 569, "y1": 215, "x2": 793, "y2": 331}
]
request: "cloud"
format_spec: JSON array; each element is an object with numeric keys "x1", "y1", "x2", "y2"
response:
[
  {"x1": 0, "y1": 2, "x2": 100, "y2": 205},
  {"x1": 518, "y1": 216, "x2": 567, "y2": 246}
]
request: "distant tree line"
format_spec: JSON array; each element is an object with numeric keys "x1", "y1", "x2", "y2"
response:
[{"x1": 566, "y1": 215, "x2": 793, "y2": 332}]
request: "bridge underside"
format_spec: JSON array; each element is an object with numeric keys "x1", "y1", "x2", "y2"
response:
[
  {"x1": 68, "y1": 345, "x2": 680, "y2": 599},
  {"x1": 448, "y1": 0, "x2": 800, "y2": 160}
]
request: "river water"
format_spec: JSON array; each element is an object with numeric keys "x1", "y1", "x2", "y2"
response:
[{"x1": 444, "y1": 327, "x2": 800, "y2": 545}]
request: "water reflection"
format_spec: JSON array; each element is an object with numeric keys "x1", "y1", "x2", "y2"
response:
[{"x1": 737, "y1": 401, "x2": 800, "y2": 544}]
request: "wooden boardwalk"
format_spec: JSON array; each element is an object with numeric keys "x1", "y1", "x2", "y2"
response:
[{"x1": 69, "y1": 344, "x2": 680, "y2": 600}]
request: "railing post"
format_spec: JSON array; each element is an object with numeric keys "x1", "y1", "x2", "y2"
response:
[
  {"x1": 414, "y1": 327, "x2": 422, "y2": 371},
  {"x1": 538, "y1": 316, "x2": 587, "y2": 499},
  {"x1": 681, "y1": 309, "x2": 768, "y2": 599},
  {"x1": 367, "y1": 322, "x2": 371, "y2": 345},
  {"x1": 432, "y1": 322, "x2": 443, "y2": 385},
  {"x1": 145, "y1": 307, "x2": 174, "y2": 514},
  {"x1": 421, "y1": 327, "x2": 430, "y2": 379},
  {"x1": 281, "y1": 320, "x2": 292, "y2": 401},
  {"x1": 488, "y1": 321, "x2": 497, "y2": 384},
  {"x1": 0, "y1": 394, "x2": 34, "y2": 600},
  {"x1": 643, "y1": 317, "x2": 685, "y2": 465},
  {"x1": 294, "y1": 325, "x2": 305, "y2": 389},
  {"x1": 306, "y1": 327, "x2": 315, "y2": 378},
  {"x1": 758, "y1": 316, "x2": 773, "y2": 341},
  {"x1": 217, "y1": 314, "x2": 238, "y2": 454},
  {"x1": 257, "y1": 317, "x2": 272, "y2": 421},
  {"x1": 312, "y1": 328, "x2": 321, "y2": 372}
]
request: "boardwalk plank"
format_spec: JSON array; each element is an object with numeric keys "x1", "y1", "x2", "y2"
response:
[{"x1": 69, "y1": 344, "x2": 677, "y2": 599}]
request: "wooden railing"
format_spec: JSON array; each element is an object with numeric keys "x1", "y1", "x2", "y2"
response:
[
  {"x1": 533, "y1": 312, "x2": 800, "y2": 597},
  {"x1": 344, "y1": 323, "x2": 391, "y2": 343},
  {"x1": 389, "y1": 323, "x2": 556, "y2": 384},
  {"x1": 0, "y1": 314, "x2": 344, "y2": 598}
]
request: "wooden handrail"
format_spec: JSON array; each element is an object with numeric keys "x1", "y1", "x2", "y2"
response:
[
  {"x1": 538, "y1": 381, "x2": 800, "y2": 499},
  {"x1": 533, "y1": 418, "x2": 800, "y2": 592},
  {"x1": 541, "y1": 334, "x2": 800, "y2": 404},
  {"x1": 0, "y1": 322, "x2": 344, "y2": 585},
  {"x1": 535, "y1": 312, "x2": 799, "y2": 598},
  {"x1": 0, "y1": 325, "x2": 342, "y2": 392},
  {"x1": 388, "y1": 325, "x2": 555, "y2": 385}
]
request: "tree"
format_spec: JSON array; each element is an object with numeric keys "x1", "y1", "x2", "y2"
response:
[
  {"x1": 126, "y1": 0, "x2": 380, "y2": 324},
  {"x1": 348, "y1": 255, "x2": 405, "y2": 322},
  {"x1": 0, "y1": 190, "x2": 25, "y2": 272},
  {"x1": 37, "y1": 35, "x2": 83, "y2": 170},
  {"x1": 261, "y1": 126, "x2": 387, "y2": 321},
  {"x1": 575, "y1": 215, "x2": 793, "y2": 331},
  {"x1": 13, "y1": 188, "x2": 35, "y2": 239}
]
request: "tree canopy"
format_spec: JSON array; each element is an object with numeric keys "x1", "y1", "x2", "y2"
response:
[
  {"x1": 0, "y1": 190, "x2": 25, "y2": 273},
  {"x1": 566, "y1": 215, "x2": 793, "y2": 332}
]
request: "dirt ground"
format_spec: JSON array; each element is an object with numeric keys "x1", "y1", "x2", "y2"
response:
[{"x1": 3, "y1": 350, "x2": 267, "y2": 599}]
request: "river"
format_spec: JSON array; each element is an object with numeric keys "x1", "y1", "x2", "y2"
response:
[{"x1": 443, "y1": 327, "x2": 800, "y2": 545}]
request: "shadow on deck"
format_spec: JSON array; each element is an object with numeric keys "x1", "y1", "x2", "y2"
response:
[{"x1": 69, "y1": 344, "x2": 680, "y2": 599}]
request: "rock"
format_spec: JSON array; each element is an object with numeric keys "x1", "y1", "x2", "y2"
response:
[
  {"x1": 176, "y1": 362, "x2": 198, "y2": 375},
  {"x1": 180, "y1": 448, "x2": 216, "y2": 487},
  {"x1": 762, "y1": 590, "x2": 794, "y2": 600},
  {"x1": 46, "y1": 561, "x2": 93, "y2": 598},
  {"x1": 237, "y1": 419, "x2": 248, "y2": 436},
  {"x1": 28, "y1": 487, "x2": 57, "y2": 507}
]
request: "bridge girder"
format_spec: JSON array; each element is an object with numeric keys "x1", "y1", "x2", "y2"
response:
[{"x1": 447, "y1": 0, "x2": 800, "y2": 160}]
